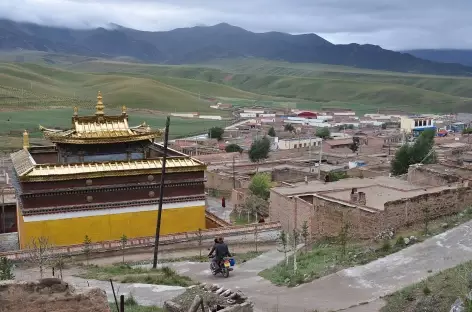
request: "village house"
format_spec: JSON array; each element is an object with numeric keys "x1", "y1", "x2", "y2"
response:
[{"x1": 269, "y1": 176, "x2": 470, "y2": 239}]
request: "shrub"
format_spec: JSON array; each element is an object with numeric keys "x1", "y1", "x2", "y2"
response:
[
  {"x1": 395, "y1": 236, "x2": 405, "y2": 247},
  {"x1": 381, "y1": 240, "x2": 391, "y2": 252}
]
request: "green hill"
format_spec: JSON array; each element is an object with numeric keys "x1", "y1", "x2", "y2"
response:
[{"x1": 62, "y1": 59, "x2": 472, "y2": 114}]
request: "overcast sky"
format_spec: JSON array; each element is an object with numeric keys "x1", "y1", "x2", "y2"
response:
[{"x1": 1, "y1": 0, "x2": 471, "y2": 50}]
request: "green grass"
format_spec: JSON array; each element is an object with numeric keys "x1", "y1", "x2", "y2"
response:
[
  {"x1": 78, "y1": 263, "x2": 193, "y2": 287},
  {"x1": 381, "y1": 261, "x2": 472, "y2": 312},
  {"x1": 3, "y1": 55, "x2": 472, "y2": 115},
  {"x1": 109, "y1": 304, "x2": 163, "y2": 312},
  {"x1": 60, "y1": 58, "x2": 472, "y2": 113}
]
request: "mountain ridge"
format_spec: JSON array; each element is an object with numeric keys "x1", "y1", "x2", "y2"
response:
[
  {"x1": 1, "y1": 19, "x2": 472, "y2": 76},
  {"x1": 404, "y1": 49, "x2": 472, "y2": 67}
]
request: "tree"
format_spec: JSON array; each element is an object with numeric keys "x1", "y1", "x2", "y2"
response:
[
  {"x1": 208, "y1": 127, "x2": 224, "y2": 141},
  {"x1": 54, "y1": 254, "x2": 65, "y2": 280},
  {"x1": 291, "y1": 229, "x2": 299, "y2": 273},
  {"x1": 315, "y1": 127, "x2": 330, "y2": 139},
  {"x1": 268, "y1": 127, "x2": 276, "y2": 137},
  {"x1": 197, "y1": 228, "x2": 203, "y2": 258},
  {"x1": 390, "y1": 144, "x2": 411, "y2": 176},
  {"x1": 225, "y1": 143, "x2": 243, "y2": 153},
  {"x1": 349, "y1": 137, "x2": 360, "y2": 153},
  {"x1": 242, "y1": 194, "x2": 269, "y2": 220},
  {"x1": 0, "y1": 257, "x2": 14, "y2": 280},
  {"x1": 249, "y1": 173, "x2": 272, "y2": 200},
  {"x1": 83, "y1": 235, "x2": 92, "y2": 265},
  {"x1": 338, "y1": 221, "x2": 350, "y2": 260},
  {"x1": 277, "y1": 230, "x2": 289, "y2": 266},
  {"x1": 284, "y1": 123, "x2": 295, "y2": 132},
  {"x1": 410, "y1": 129, "x2": 436, "y2": 165},
  {"x1": 390, "y1": 129, "x2": 437, "y2": 176},
  {"x1": 254, "y1": 223, "x2": 259, "y2": 253},
  {"x1": 120, "y1": 234, "x2": 128, "y2": 264},
  {"x1": 26, "y1": 236, "x2": 53, "y2": 279},
  {"x1": 301, "y1": 221, "x2": 310, "y2": 252},
  {"x1": 248, "y1": 136, "x2": 270, "y2": 164}
]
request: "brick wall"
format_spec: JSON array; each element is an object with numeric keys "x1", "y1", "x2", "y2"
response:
[
  {"x1": 269, "y1": 187, "x2": 472, "y2": 241},
  {"x1": 272, "y1": 168, "x2": 317, "y2": 183},
  {"x1": 407, "y1": 166, "x2": 462, "y2": 187},
  {"x1": 384, "y1": 187, "x2": 472, "y2": 228},
  {"x1": 205, "y1": 171, "x2": 250, "y2": 193}
]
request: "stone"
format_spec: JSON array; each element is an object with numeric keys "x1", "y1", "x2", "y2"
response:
[
  {"x1": 210, "y1": 284, "x2": 219, "y2": 291},
  {"x1": 216, "y1": 287, "x2": 226, "y2": 295},
  {"x1": 164, "y1": 300, "x2": 184, "y2": 312},
  {"x1": 441, "y1": 223, "x2": 449, "y2": 229},
  {"x1": 404, "y1": 237, "x2": 410, "y2": 245},
  {"x1": 204, "y1": 284, "x2": 213, "y2": 291},
  {"x1": 222, "y1": 289, "x2": 232, "y2": 297},
  {"x1": 229, "y1": 292, "x2": 240, "y2": 300},
  {"x1": 450, "y1": 298, "x2": 465, "y2": 312}
]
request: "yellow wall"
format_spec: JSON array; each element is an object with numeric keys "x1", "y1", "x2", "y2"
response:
[{"x1": 19, "y1": 205, "x2": 206, "y2": 248}]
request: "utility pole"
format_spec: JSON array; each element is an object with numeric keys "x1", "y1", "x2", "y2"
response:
[
  {"x1": 232, "y1": 155, "x2": 236, "y2": 189},
  {"x1": 152, "y1": 116, "x2": 171, "y2": 269},
  {"x1": 318, "y1": 139, "x2": 323, "y2": 180}
]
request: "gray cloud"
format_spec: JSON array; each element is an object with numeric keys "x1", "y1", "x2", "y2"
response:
[{"x1": 1, "y1": 0, "x2": 472, "y2": 50}]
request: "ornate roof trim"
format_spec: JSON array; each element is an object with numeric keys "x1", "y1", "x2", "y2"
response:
[
  {"x1": 16, "y1": 157, "x2": 205, "y2": 182},
  {"x1": 10, "y1": 149, "x2": 36, "y2": 176}
]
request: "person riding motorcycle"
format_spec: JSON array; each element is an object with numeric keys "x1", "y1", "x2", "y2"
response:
[{"x1": 209, "y1": 237, "x2": 232, "y2": 270}]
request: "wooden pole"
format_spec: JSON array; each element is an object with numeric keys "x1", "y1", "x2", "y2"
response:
[
  {"x1": 153, "y1": 116, "x2": 171, "y2": 269},
  {"x1": 120, "y1": 295, "x2": 125, "y2": 312},
  {"x1": 110, "y1": 279, "x2": 119, "y2": 312}
]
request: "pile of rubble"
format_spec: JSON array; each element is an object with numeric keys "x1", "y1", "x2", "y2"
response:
[
  {"x1": 0, "y1": 278, "x2": 110, "y2": 312},
  {"x1": 165, "y1": 283, "x2": 253, "y2": 312}
]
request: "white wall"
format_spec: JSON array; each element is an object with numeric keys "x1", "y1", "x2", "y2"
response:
[
  {"x1": 199, "y1": 115, "x2": 223, "y2": 120},
  {"x1": 240, "y1": 113, "x2": 257, "y2": 118}
]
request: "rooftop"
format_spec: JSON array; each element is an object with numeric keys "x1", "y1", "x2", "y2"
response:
[
  {"x1": 40, "y1": 92, "x2": 163, "y2": 144},
  {"x1": 320, "y1": 184, "x2": 452, "y2": 210},
  {"x1": 273, "y1": 175, "x2": 458, "y2": 210}
]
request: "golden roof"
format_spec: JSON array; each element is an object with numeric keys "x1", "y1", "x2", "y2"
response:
[
  {"x1": 11, "y1": 151, "x2": 205, "y2": 182},
  {"x1": 39, "y1": 91, "x2": 162, "y2": 144}
]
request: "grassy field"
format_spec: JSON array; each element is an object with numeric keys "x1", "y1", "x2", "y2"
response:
[
  {"x1": 78, "y1": 263, "x2": 193, "y2": 287},
  {"x1": 58, "y1": 58, "x2": 472, "y2": 114},
  {"x1": 2, "y1": 52, "x2": 472, "y2": 123},
  {"x1": 381, "y1": 261, "x2": 472, "y2": 312}
]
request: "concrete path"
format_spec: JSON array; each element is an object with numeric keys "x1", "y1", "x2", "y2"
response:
[{"x1": 164, "y1": 220, "x2": 472, "y2": 312}]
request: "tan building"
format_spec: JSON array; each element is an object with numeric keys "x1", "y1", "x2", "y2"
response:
[{"x1": 269, "y1": 176, "x2": 470, "y2": 239}]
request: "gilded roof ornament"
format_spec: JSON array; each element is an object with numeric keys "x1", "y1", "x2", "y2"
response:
[
  {"x1": 23, "y1": 130, "x2": 29, "y2": 149},
  {"x1": 122, "y1": 105, "x2": 127, "y2": 115},
  {"x1": 73, "y1": 106, "x2": 78, "y2": 116},
  {"x1": 95, "y1": 91, "x2": 105, "y2": 116}
]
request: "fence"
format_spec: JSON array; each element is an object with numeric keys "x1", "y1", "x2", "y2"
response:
[{"x1": 0, "y1": 221, "x2": 281, "y2": 260}]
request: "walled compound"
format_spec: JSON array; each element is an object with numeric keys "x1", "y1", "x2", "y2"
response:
[{"x1": 269, "y1": 175, "x2": 471, "y2": 239}]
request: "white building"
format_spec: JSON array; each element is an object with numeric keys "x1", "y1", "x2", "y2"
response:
[
  {"x1": 243, "y1": 109, "x2": 265, "y2": 114},
  {"x1": 277, "y1": 137, "x2": 322, "y2": 150},
  {"x1": 240, "y1": 112, "x2": 257, "y2": 118},
  {"x1": 400, "y1": 115, "x2": 435, "y2": 133}
]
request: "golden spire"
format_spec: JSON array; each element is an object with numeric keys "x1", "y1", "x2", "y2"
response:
[
  {"x1": 23, "y1": 130, "x2": 29, "y2": 149},
  {"x1": 95, "y1": 91, "x2": 105, "y2": 116},
  {"x1": 73, "y1": 106, "x2": 78, "y2": 116},
  {"x1": 122, "y1": 105, "x2": 127, "y2": 115}
]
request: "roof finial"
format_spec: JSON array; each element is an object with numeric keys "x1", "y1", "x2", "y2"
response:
[
  {"x1": 122, "y1": 105, "x2": 127, "y2": 115},
  {"x1": 96, "y1": 91, "x2": 105, "y2": 116},
  {"x1": 73, "y1": 106, "x2": 78, "y2": 116},
  {"x1": 23, "y1": 130, "x2": 29, "y2": 149}
]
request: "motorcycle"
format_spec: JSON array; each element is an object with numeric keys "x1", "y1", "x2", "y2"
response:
[{"x1": 209, "y1": 255, "x2": 234, "y2": 278}]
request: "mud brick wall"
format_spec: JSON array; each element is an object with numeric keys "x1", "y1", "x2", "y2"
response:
[
  {"x1": 407, "y1": 167, "x2": 462, "y2": 187},
  {"x1": 384, "y1": 187, "x2": 472, "y2": 228},
  {"x1": 311, "y1": 197, "x2": 380, "y2": 239}
]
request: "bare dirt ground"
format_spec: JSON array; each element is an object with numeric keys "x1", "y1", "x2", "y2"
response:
[{"x1": 0, "y1": 279, "x2": 110, "y2": 312}]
